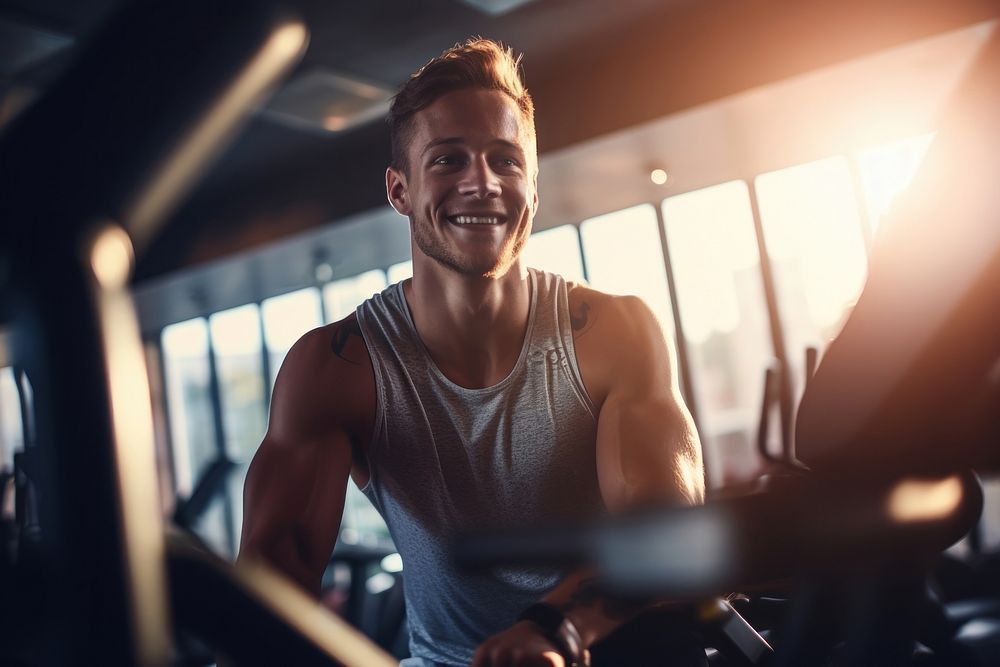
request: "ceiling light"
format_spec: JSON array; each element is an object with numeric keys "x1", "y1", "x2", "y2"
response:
[{"x1": 264, "y1": 69, "x2": 394, "y2": 134}]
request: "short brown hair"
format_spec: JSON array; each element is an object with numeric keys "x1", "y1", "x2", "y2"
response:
[{"x1": 388, "y1": 38, "x2": 536, "y2": 173}]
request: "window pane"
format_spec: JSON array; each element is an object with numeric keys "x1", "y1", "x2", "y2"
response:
[
  {"x1": 857, "y1": 133, "x2": 935, "y2": 236},
  {"x1": 210, "y1": 304, "x2": 267, "y2": 554},
  {"x1": 162, "y1": 318, "x2": 213, "y2": 496},
  {"x1": 663, "y1": 181, "x2": 773, "y2": 485},
  {"x1": 323, "y1": 270, "x2": 388, "y2": 323},
  {"x1": 387, "y1": 261, "x2": 413, "y2": 285},
  {"x1": 262, "y1": 288, "x2": 323, "y2": 389},
  {"x1": 210, "y1": 304, "x2": 266, "y2": 462},
  {"x1": 0, "y1": 367, "x2": 24, "y2": 471},
  {"x1": 580, "y1": 204, "x2": 675, "y2": 337},
  {"x1": 755, "y1": 156, "x2": 868, "y2": 387},
  {"x1": 322, "y1": 272, "x2": 395, "y2": 549},
  {"x1": 521, "y1": 225, "x2": 586, "y2": 283},
  {"x1": 162, "y1": 318, "x2": 231, "y2": 551}
]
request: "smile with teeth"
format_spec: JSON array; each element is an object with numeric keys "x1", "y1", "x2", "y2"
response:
[{"x1": 449, "y1": 215, "x2": 503, "y2": 225}]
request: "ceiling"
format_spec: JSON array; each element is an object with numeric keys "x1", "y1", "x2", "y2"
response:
[{"x1": 2, "y1": 0, "x2": 999, "y2": 285}]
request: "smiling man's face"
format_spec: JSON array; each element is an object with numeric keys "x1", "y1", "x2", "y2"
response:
[{"x1": 387, "y1": 87, "x2": 538, "y2": 279}]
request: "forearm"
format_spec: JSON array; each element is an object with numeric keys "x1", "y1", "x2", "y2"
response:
[
  {"x1": 239, "y1": 531, "x2": 326, "y2": 597},
  {"x1": 473, "y1": 567, "x2": 652, "y2": 667},
  {"x1": 239, "y1": 434, "x2": 349, "y2": 599},
  {"x1": 539, "y1": 567, "x2": 652, "y2": 648}
]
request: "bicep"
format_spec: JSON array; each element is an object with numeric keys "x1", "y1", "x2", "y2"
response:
[{"x1": 594, "y1": 297, "x2": 704, "y2": 511}]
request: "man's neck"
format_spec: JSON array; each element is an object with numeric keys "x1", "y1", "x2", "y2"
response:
[{"x1": 403, "y1": 259, "x2": 531, "y2": 389}]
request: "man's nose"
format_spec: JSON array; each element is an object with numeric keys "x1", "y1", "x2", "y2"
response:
[{"x1": 457, "y1": 156, "x2": 501, "y2": 199}]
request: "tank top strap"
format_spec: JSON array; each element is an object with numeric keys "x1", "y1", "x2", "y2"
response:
[{"x1": 526, "y1": 268, "x2": 595, "y2": 419}]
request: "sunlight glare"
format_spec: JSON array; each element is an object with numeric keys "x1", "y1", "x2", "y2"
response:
[
  {"x1": 857, "y1": 133, "x2": 935, "y2": 235},
  {"x1": 663, "y1": 181, "x2": 759, "y2": 345},
  {"x1": 756, "y1": 156, "x2": 868, "y2": 336},
  {"x1": 581, "y1": 205, "x2": 675, "y2": 336}
]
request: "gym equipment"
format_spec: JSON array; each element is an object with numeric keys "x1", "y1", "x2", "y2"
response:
[
  {"x1": 0, "y1": 1, "x2": 392, "y2": 664},
  {"x1": 173, "y1": 455, "x2": 238, "y2": 532}
]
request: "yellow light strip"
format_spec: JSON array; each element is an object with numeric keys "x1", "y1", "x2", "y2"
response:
[
  {"x1": 125, "y1": 17, "x2": 309, "y2": 253},
  {"x1": 887, "y1": 474, "x2": 963, "y2": 523}
]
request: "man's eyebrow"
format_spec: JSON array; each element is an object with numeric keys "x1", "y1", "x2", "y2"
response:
[
  {"x1": 421, "y1": 137, "x2": 464, "y2": 155},
  {"x1": 420, "y1": 138, "x2": 525, "y2": 155},
  {"x1": 491, "y1": 139, "x2": 525, "y2": 154}
]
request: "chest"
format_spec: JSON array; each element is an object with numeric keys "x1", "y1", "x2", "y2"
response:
[{"x1": 372, "y1": 347, "x2": 601, "y2": 529}]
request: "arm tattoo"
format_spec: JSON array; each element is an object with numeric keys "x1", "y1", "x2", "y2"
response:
[
  {"x1": 570, "y1": 301, "x2": 592, "y2": 332},
  {"x1": 557, "y1": 576, "x2": 651, "y2": 621},
  {"x1": 330, "y1": 319, "x2": 363, "y2": 365}
]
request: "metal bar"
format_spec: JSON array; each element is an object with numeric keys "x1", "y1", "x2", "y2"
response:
[
  {"x1": 574, "y1": 223, "x2": 592, "y2": 283},
  {"x1": 152, "y1": 334, "x2": 181, "y2": 502},
  {"x1": 756, "y1": 366, "x2": 779, "y2": 463},
  {"x1": 205, "y1": 318, "x2": 238, "y2": 556},
  {"x1": 12, "y1": 365, "x2": 33, "y2": 448},
  {"x1": 652, "y1": 203, "x2": 707, "y2": 475},
  {"x1": 746, "y1": 179, "x2": 796, "y2": 462},
  {"x1": 258, "y1": 301, "x2": 273, "y2": 411},
  {"x1": 141, "y1": 334, "x2": 180, "y2": 519},
  {"x1": 11, "y1": 256, "x2": 141, "y2": 665},
  {"x1": 317, "y1": 283, "x2": 331, "y2": 325}
]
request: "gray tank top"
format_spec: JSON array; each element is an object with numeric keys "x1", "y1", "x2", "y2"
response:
[{"x1": 356, "y1": 268, "x2": 602, "y2": 667}]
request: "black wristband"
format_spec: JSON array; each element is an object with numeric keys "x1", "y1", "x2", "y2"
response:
[{"x1": 517, "y1": 603, "x2": 590, "y2": 667}]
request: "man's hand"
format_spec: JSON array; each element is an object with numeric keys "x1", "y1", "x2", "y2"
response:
[{"x1": 471, "y1": 621, "x2": 565, "y2": 667}]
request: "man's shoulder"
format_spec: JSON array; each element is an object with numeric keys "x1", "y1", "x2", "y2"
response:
[
  {"x1": 266, "y1": 313, "x2": 376, "y2": 445},
  {"x1": 276, "y1": 315, "x2": 373, "y2": 406},
  {"x1": 566, "y1": 285, "x2": 664, "y2": 408},
  {"x1": 323, "y1": 312, "x2": 372, "y2": 368},
  {"x1": 565, "y1": 281, "x2": 643, "y2": 308},
  {"x1": 287, "y1": 313, "x2": 368, "y2": 364},
  {"x1": 566, "y1": 282, "x2": 653, "y2": 337}
]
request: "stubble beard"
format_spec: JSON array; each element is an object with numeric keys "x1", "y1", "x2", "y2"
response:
[{"x1": 412, "y1": 214, "x2": 528, "y2": 279}]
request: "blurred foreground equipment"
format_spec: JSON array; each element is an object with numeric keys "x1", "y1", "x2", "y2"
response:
[{"x1": 0, "y1": 1, "x2": 391, "y2": 665}]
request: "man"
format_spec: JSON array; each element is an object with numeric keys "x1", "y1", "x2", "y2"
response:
[{"x1": 240, "y1": 38, "x2": 705, "y2": 666}]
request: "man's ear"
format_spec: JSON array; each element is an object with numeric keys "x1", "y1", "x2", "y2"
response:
[{"x1": 386, "y1": 167, "x2": 412, "y2": 217}]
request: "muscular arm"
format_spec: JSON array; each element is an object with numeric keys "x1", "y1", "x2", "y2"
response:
[
  {"x1": 548, "y1": 293, "x2": 704, "y2": 639},
  {"x1": 590, "y1": 294, "x2": 703, "y2": 511},
  {"x1": 239, "y1": 319, "x2": 371, "y2": 596},
  {"x1": 474, "y1": 292, "x2": 704, "y2": 665}
]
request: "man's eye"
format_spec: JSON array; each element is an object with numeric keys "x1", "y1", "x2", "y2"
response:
[
  {"x1": 433, "y1": 155, "x2": 459, "y2": 166},
  {"x1": 495, "y1": 158, "x2": 520, "y2": 169}
]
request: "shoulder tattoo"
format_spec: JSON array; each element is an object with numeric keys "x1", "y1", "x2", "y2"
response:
[
  {"x1": 570, "y1": 300, "x2": 594, "y2": 334},
  {"x1": 330, "y1": 319, "x2": 364, "y2": 365}
]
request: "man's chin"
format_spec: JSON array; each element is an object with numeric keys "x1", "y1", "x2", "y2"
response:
[
  {"x1": 435, "y1": 255, "x2": 514, "y2": 280},
  {"x1": 414, "y1": 234, "x2": 522, "y2": 280}
]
